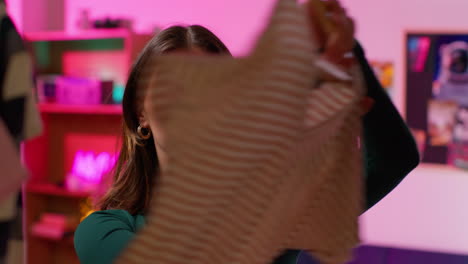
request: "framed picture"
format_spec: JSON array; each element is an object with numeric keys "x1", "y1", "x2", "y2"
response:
[{"x1": 405, "y1": 31, "x2": 468, "y2": 165}]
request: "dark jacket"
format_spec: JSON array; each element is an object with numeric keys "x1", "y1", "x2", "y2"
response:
[{"x1": 275, "y1": 42, "x2": 420, "y2": 264}]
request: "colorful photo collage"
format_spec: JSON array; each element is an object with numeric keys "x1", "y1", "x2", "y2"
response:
[{"x1": 423, "y1": 35, "x2": 468, "y2": 168}]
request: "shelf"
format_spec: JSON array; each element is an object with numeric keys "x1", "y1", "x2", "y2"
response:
[
  {"x1": 25, "y1": 29, "x2": 131, "y2": 42},
  {"x1": 26, "y1": 183, "x2": 90, "y2": 198},
  {"x1": 39, "y1": 103, "x2": 122, "y2": 115},
  {"x1": 32, "y1": 233, "x2": 75, "y2": 246}
]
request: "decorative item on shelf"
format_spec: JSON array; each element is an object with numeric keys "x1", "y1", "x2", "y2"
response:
[
  {"x1": 56, "y1": 76, "x2": 101, "y2": 105},
  {"x1": 92, "y1": 17, "x2": 133, "y2": 30},
  {"x1": 66, "y1": 150, "x2": 118, "y2": 193},
  {"x1": 36, "y1": 75, "x2": 60, "y2": 103},
  {"x1": 38, "y1": 75, "x2": 121, "y2": 105},
  {"x1": 31, "y1": 213, "x2": 79, "y2": 241},
  {"x1": 112, "y1": 83, "x2": 125, "y2": 104},
  {"x1": 65, "y1": 133, "x2": 119, "y2": 193}
]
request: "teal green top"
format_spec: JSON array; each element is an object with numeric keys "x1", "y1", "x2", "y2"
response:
[
  {"x1": 74, "y1": 43, "x2": 419, "y2": 264},
  {"x1": 74, "y1": 210, "x2": 145, "y2": 264},
  {"x1": 75, "y1": 209, "x2": 303, "y2": 264}
]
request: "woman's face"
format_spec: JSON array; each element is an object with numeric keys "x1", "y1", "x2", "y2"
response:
[{"x1": 139, "y1": 47, "x2": 206, "y2": 169}]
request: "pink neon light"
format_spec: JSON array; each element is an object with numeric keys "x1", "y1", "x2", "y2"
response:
[{"x1": 70, "y1": 151, "x2": 117, "y2": 183}]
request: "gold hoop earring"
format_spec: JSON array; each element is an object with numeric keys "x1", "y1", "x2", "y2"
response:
[{"x1": 137, "y1": 125, "x2": 152, "y2": 140}]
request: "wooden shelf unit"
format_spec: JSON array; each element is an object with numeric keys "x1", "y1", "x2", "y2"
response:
[
  {"x1": 22, "y1": 29, "x2": 151, "y2": 264},
  {"x1": 25, "y1": 29, "x2": 151, "y2": 88},
  {"x1": 39, "y1": 103, "x2": 122, "y2": 115},
  {"x1": 26, "y1": 183, "x2": 90, "y2": 198}
]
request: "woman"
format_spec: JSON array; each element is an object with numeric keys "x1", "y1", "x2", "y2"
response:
[{"x1": 74, "y1": 5, "x2": 419, "y2": 264}]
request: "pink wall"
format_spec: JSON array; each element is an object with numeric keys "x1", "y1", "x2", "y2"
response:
[
  {"x1": 360, "y1": 165, "x2": 468, "y2": 255},
  {"x1": 6, "y1": 0, "x2": 64, "y2": 33},
  {"x1": 66, "y1": 0, "x2": 276, "y2": 56}
]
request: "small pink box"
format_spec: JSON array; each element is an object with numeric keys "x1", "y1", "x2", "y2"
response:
[
  {"x1": 31, "y1": 222, "x2": 65, "y2": 240},
  {"x1": 40, "y1": 213, "x2": 67, "y2": 227},
  {"x1": 56, "y1": 77, "x2": 101, "y2": 105}
]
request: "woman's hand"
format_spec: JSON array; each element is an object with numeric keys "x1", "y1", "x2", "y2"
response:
[
  {"x1": 307, "y1": 0, "x2": 356, "y2": 67},
  {"x1": 323, "y1": 0, "x2": 355, "y2": 66}
]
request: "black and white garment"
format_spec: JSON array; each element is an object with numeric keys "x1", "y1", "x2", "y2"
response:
[
  {"x1": 0, "y1": 4, "x2": 41, "y2": 144},
  {"x1": 0, "y1": 3, "x2": 41, "y2": 263}
]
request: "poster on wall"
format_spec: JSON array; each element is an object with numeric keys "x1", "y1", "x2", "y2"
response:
[{"x1": 406, "y1": 32, "x2": 468, "y2": 167}]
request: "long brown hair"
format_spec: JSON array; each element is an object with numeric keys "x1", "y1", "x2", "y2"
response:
[{"x1": 98, "y1": 25, "x2": 231, "y2": 215}]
